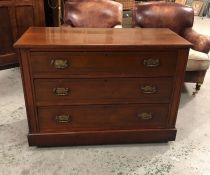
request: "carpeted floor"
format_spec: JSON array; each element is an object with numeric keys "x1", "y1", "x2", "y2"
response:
[{"x1": 0, "y1": 17, "x2": 210, "y2": 175}]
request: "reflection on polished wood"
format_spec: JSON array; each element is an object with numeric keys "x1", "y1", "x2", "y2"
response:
[{"x1": 14, "y1": 27, "x2": 191, "y2": 50}]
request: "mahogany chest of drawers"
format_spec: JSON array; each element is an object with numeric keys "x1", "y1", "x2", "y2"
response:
[{"x1": 14, "y1": 27, "x2": 191, "y2": 146}]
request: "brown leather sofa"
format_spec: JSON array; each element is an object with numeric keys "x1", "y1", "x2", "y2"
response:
[
  {"x1": 63, "y1": 0, "x2": 123, "y2": 28},
  {"x1": 132, "y1": 2, "x2": 210, "y2": 94}
]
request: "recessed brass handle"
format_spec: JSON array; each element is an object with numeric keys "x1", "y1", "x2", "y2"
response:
[
  {"x1": 55, "y1": 115, "x2": 71, "y2": 123},
  {"x1": 137, "y1": 112, "x2": 153, "y2": 120},
  {"x1": 53, "y1": 88, "x2": 70, "y2": 96},
  {"x1": 141, "y1": 85, "x2": 157, "y2": 94},
  {"x1": 51, "y1": 59, "x2": 69, "y2": 69},
  {"x1": 143, "y1": 58, "x2": 160, "y2": 67}
]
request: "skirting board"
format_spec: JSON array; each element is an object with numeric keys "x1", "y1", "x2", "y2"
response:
[{"x1": 28, "y1": 128, "x2": 177, "y2": 147}]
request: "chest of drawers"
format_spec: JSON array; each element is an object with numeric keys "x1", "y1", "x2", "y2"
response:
[{"x1": 14, "y1": 27, "x2": 191, "y2": 146}]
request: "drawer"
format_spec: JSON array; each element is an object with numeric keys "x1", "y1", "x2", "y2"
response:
[
  {"x1": 30, "y1": 52, "x2": 177, "y2": 77},
  {"x1": 37, "y1": 104, "x2": 169, "y2": 132},
  {"x1": 34, "y1": 78, "x2": 173, "y2": 105}
]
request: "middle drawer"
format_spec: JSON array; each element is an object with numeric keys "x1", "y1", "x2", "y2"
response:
[{"x1": 34, "y1": 78, "x2": 173, "y2": 105}]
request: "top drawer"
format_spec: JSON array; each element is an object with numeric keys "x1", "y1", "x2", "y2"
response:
[{"x1": 29, "y1": 52, "x2": 177, "y2": 77}]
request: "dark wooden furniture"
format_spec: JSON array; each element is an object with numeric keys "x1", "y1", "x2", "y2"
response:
[
  {"x1": 0, "y1": 0, "x2": 45, "y2": 69},
  {"x1": 14, "y1": 27, "x2": 191, "y2": 147}
]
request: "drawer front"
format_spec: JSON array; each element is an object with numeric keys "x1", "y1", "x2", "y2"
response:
[
  {"x1": 30, "y1": 52, "x2": 177, "y2": 77},
  {"x1": 34, "y1": 78, "x2": 173, "y2": 105},
  {"x1": 37, "y1": 104, "x2": 169, "y2": 132}
]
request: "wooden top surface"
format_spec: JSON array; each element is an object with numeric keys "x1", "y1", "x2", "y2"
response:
[{"x1": 14, "y1": 27, "x2": 191, "y2": 50}]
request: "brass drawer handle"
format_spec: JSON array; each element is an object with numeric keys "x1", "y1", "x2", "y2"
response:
[
  {"x1": 55, "y1": 115, "x2": 71, "y2": 123},
  {"x1": 143, "y1": 59, "x2": 160, "y2": 67},
  {"x1": 51, "y1": 59, "x2": 69, "y2": 69},
  {"x1": 141, "y1": 85, "x2": 157, "y2": 94},
  {"x1": 53, "y1": 88, "x2": 70, "y2": 96},
  {"x1": 137, "y1": 112, "x2": 153, "y2": 120}
]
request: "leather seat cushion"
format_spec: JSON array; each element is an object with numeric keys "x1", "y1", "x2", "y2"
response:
[{"x1": 186, "y1": 49, "x2": 210, "y2": 71}]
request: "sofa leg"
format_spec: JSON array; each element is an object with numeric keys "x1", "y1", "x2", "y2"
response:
[{"x1": 193, "y1": 83, "x2": 202, "y2": 95}]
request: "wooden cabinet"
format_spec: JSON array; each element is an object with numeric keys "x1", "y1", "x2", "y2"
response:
[
  {"x1": 14, "y1": 27, "x2": 191, "y2": 147},
  {"x1": 0, "y1": 0, "x2": 45, "y2": 69}
]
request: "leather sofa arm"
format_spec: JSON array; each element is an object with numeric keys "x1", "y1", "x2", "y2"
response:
[{"x1": 182, "y1": 28, "x2": 210, "y2": 54}]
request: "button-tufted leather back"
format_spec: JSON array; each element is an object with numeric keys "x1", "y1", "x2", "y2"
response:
[
  {"x1": 132, "y1": 2, "x2": 194, "y2": 34},
  {"x1": 63, "y1": 0, "x2": 123, "y2": 28}
]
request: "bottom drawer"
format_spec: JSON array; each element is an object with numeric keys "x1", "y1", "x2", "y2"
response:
[{"x1": 37, "y1": 104, "x2": 169, "y2": 132}]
